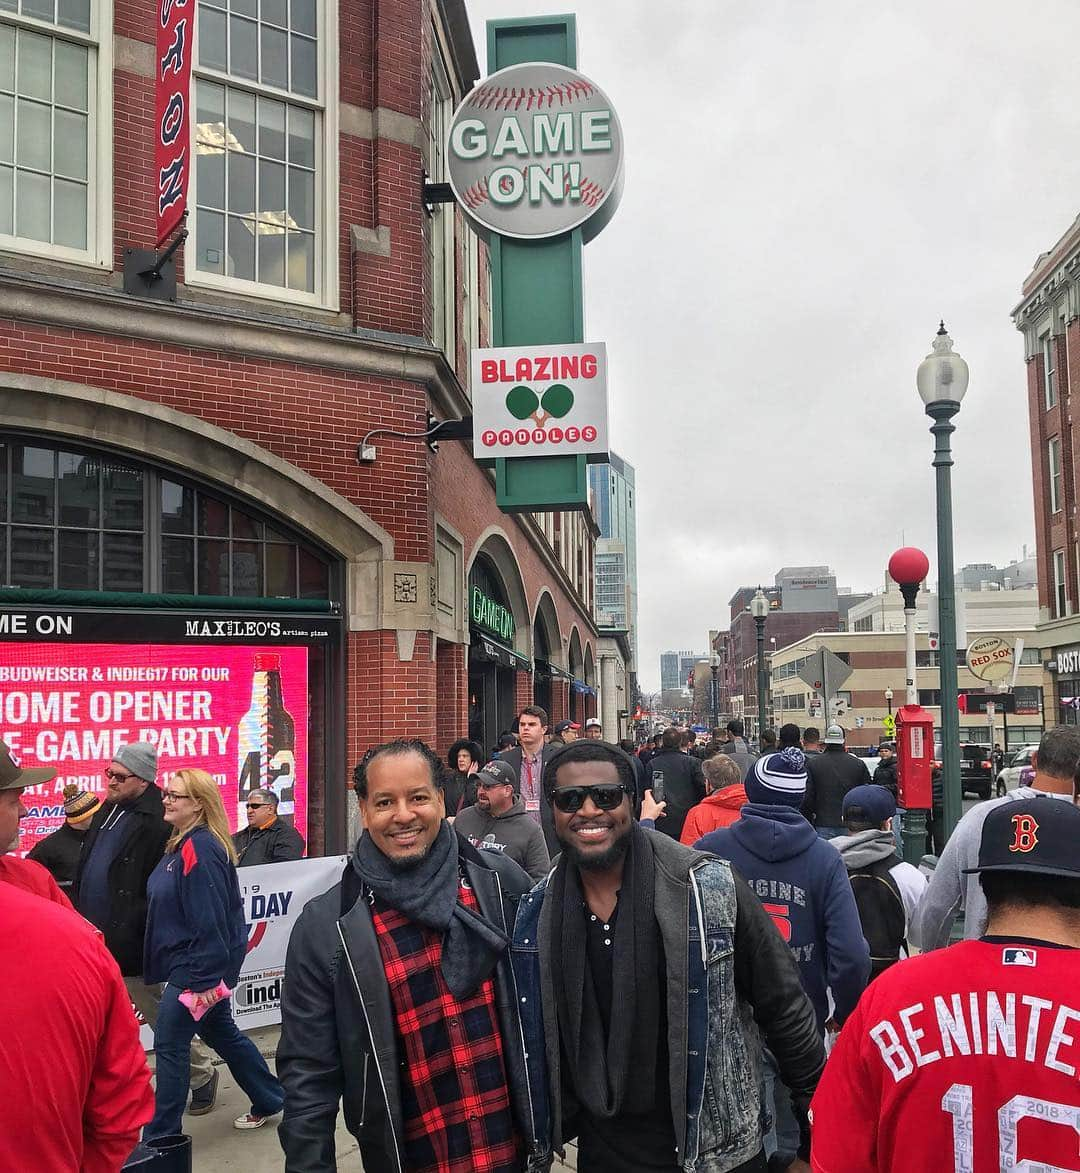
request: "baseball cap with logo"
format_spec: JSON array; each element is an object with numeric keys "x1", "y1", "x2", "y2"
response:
[
  {"x1": 824, "y1": 724, "x2": 846, "y2": 745},
  {"x1": 554, "y1": 720, "x2": 581, "y2": 735},
  {"x1": 963, "y1": 797, "x2": 1080, "y2": 880},
  {"x1": 584, "y1": 718, "x2": 602, "y2": 730},
  {"x1": 0, "y1": 738, "x2": 56, "y2": 790},
  {"x1": 477, "y1": 759, "x2": 518, "y2": 792}
]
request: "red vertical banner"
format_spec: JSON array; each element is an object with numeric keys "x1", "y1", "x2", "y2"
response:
[{"x1": 155, "y1": 0, "x2": 193, "y2": 245}]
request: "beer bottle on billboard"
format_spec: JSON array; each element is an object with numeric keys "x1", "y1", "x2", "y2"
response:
[{"x1": 237, "y1": 652, "x2": 297, "y2": 828}]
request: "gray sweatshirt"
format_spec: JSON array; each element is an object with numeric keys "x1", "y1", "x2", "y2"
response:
[
  {"x1": 453, "y1": 796, "x2": 551, "y2": 882},
  {"x1": 914, "y1": 787, "x2": 1076, "y2": 948}
]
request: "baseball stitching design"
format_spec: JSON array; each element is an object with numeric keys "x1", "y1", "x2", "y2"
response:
[{"x1": 466, "y1": 80, "x2": 595, "y2": 111}]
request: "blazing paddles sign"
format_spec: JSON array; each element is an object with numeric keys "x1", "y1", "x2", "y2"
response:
[
  {"x1": 447, "y1": 62, "x2": 624, "y2": 241},
  {"x1": 471, "y1": 343, "x2": 609, "y2": 459}
]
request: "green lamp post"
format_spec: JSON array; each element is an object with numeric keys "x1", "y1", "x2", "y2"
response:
[{"x1": 917, "y1": 322, "x2": 969, "y2": 844}]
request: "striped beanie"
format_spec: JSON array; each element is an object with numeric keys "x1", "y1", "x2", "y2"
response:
[
  {"x1": 746, "y1": 747, "x2": 808, "y2": 808},
  {"x1": 63, "y1": 783, "x2": 102, "y2": 824}
]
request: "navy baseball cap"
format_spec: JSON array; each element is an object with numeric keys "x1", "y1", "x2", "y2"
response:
[
  {"x1": 843, "y1": 784, "x2": 896, "y2": 824},
  {"x1": 963, "y1": 797, "x2": 1080, "y2": 879}
]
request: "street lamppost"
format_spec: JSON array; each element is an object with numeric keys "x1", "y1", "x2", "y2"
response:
[
  {"x1": 751, "y1": 587, "x2": 769, "y2": 740},
  {"x1": 917, "y1": 322, "x2": 969, "y2": 845},
  {"x1": 889, "y1": 545, "x2": 931, "y2": 864},
  {"x1": 710, "y1": 653, "x2": 721, "y2": 730},
  {"x1": 884, "y1": 687, "x2": 893, "y2": 717}
]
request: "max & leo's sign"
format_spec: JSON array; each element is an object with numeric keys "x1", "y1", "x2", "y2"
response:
[
  {"x1": 447, "y1": 62, "x2": 624, "y2": 241},
  {"x1": 471, "y1": 342, "x2": 609, "y2": 459}
]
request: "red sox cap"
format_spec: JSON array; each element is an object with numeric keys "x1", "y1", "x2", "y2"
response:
[{"x1": 963, "y1": 797, "x2": 1080, "y2": 880}]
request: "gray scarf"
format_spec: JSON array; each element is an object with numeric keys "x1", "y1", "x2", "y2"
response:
[{"x1": 353, "y1": 822, "x2": 508, "y2": 998}]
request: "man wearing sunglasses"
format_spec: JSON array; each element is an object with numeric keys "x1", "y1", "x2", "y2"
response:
[
  {"x1": 73, "y1": 741, "x2": 218, "y2": 1115},
  {"x1": 512, "y1": 739, "x2": 825, "y2": 1173},
  {"x1": 232, "y1": 787, "x2": 305, "y2": 866}
]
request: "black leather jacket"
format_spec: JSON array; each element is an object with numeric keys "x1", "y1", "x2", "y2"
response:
[{"x1": 276, "y1": 835, "x2": 536, "y2": 1173}]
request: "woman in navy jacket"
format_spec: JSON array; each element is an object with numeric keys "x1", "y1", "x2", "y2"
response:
[{"x1": 143, "y1": 768, "x2": 283, "y2": 1138}]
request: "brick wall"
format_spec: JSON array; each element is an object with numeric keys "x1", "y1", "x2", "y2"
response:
[{"x1": 435, "y1": 639, "x2": 467, "y2": 751}]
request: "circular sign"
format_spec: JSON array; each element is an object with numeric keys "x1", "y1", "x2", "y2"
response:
[
  {"x1": 965, "y1": 635, "x2": 1012, "y2": 683},
  {"x1": 446, "y1": 62, "x2": 624, "y2": 242}
]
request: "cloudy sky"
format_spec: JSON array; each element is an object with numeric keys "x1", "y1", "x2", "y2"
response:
[{"x1": 464, "y1": 0, "x2": 1080, "y2": 691}]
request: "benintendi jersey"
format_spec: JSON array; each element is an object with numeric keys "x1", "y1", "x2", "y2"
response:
[{"x1": 810, "y1": 938, "x2": 1080, "y2": 1172}]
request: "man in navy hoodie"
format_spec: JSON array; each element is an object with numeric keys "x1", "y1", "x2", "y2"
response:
[{"x1": 696, "y1": 746, "x2": 869, "y2": 1172}]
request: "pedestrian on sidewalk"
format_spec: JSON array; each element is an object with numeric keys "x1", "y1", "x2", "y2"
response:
[
  {"x1": 443, "y1": 738, "x2": 484, "y2": 816},
  {"x1": 143, "y1": 768, "x2": 284, "y2": 1139},
  {"x1": 802, "y1": 725, "x2": 868, "y2": 839},
  {"x1": 678, "y1": 754, "x2": 746, "y2": 844},
  {"x1": 0, "y1": 881, "x2": 154, "y2": 1171},
  {"x1": 811, "y1": 798, "x2": 1080, "y2": 1171},
  {"x1": 232, "y1": 787, "x2": 305, "y2": 865},
  {"x1": 0, "y1": 738, "x2": 72, "y2": 907},
  {"x1": 453, "y1": 758, "x2": 551, "y2": 882},
  {"x1": 74, "y1": 741, "x2": 218, "y2": 1115},
  {"x1": 513, "y1": 739, "x2": 825, "y2": 1173},
  {"x1": 278, "y1": 738, "x2": 538, "y2": 1172},
  {"x1": 27, "y1": 783, "x2": 101, "y2": 891},
  {"x1": 695, "y1": 747, "x2": 869, "y2": 1171}
]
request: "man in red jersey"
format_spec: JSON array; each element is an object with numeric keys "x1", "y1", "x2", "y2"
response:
[{"x1": 811, "y1": 796, "x2": 1080, "y2": 1173}]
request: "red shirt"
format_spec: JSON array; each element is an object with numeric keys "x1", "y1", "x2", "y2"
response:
[
  {"x1": 0, "y1": 854, "x2": 74, "y2": 908},
  {"x1": 811, "y1": 938, "x2": 1080, "y2": 1172},
  {"x1": 0, "y1": 882, "x2": 153, "y2": 1172},
  {"x1": 371, "y1": 876, "x2": 521, "y2": 1173}
]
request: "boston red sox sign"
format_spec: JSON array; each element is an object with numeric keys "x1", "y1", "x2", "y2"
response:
[
  {"x1": 155, "y1": 0, "x2": 193, "y2": 245},
  {"x1": 447, "y1": 62, "x2": 624, "y2": 241},
  {"x1": 471, "y1": 343, "x2": 609, "y2": 459}
]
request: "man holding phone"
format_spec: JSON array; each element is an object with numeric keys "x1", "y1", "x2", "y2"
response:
[{"x1": 637, "y1": 727, "x2": 705, "y2": 840}]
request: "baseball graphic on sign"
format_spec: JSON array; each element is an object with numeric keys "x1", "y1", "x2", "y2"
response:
[{"x1": 447, "y1": 62, "x2": 624, "y2": 241}]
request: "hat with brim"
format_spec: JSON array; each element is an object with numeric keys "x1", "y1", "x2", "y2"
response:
[
  {"x1": 478, "y1": 759, "x2": 518, "y2": 792},
  {"x1": 0, "y1": 739, "x2": 56, "y2": 791},
  {"x1": 961, "y1": 796, "x2": 1080, "y2": 880}
]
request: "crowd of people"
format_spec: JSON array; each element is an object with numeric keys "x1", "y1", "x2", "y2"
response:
[{"x1": 2, "y1": 709, "x2": 1079, "y2": 1172}]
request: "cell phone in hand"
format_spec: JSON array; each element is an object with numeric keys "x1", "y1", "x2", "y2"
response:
[{"x1": 651, "y1": 770, "x2": 664, "y2": 802}]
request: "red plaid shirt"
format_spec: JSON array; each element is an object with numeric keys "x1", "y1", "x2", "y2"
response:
[{"x1": 371, "y1": 876, "x2": 522, "y2": 1173}]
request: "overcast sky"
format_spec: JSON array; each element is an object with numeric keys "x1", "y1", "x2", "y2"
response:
[{"x1": 463, "y1": 0, "x2": 1080, "y2": 691}]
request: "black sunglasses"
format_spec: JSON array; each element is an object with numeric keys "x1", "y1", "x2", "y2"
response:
[{"x1": 550, "y1": 783, "x2": 628, "y2": 813}]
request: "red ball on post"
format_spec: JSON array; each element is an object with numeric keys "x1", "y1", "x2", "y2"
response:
[{"x1": 888, "y1": 547, "x2": 930, "y2": 587}]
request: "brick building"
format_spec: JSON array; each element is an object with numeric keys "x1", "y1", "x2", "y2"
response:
[
  {"x1": 0, "y1": 0, "x2": 597, "y2": 854},
  {"x1": 1013, "y1": 213, "x2": 1080, "y2": 727}
]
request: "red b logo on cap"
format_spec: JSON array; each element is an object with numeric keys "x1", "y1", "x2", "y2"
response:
[{"x1": 1009, "y1": 813, "x2": 1039, "y2": 854}]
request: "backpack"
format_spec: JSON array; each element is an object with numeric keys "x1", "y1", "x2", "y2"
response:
[{"x1": 848, "y1": 855, "x2": 906, "y2": 979}]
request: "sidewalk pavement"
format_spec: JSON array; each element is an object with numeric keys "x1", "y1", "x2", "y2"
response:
[{"x1": 181, "y1": 1026, "x2": 577, "y2": 1171}]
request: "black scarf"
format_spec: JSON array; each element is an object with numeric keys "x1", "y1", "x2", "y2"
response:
[
  {"x1": 547, "y1": 820, "x2": 660, "y2": 1118},
  {"x1": 353, "y1": 821, "x2": 509, "y2": 998}
]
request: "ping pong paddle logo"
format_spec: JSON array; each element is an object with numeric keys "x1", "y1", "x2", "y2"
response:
[
  {"x1": 1008, "y1": 812, "x2": 1039, "y2": 853},
  {"x1": 505, "y1": 383, "x2": 574, "y2": 428}
]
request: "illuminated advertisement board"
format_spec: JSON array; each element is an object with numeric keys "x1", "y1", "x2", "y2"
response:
[{"x1": 0, "y1": 605, "x2": 337, "y2": 855}]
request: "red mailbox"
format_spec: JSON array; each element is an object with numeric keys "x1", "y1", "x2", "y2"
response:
[{"x1": 896, "y1": 704, "x2": 934, "y2": 810}]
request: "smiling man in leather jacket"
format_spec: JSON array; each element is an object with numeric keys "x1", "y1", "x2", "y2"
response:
[
  {"x1": 512, "y1": 740, "x2": 826, "y2": 1173},
  {"x1": 276, "y1": 738, "x2": 538, "y2": 1173}
]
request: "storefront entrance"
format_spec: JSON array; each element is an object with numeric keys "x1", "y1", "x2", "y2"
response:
[{"x1": 467, "y1": 556, "x2": 525, "y2": 754}]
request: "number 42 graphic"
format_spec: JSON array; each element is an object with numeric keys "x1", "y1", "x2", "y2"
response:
[{"x1": 941, "y1": 1084, "x2": 1080, "y2": 1172}]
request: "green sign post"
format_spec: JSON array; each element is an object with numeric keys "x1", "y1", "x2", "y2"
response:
[{"x1": 449, "y1": 16, "x2": 621, "y2": 511}]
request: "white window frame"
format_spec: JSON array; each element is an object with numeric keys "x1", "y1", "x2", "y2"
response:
[
  {"x1": 1043, "y1": 333, "x2": 1057, "y2": 410},
  {"x1": 0, "y1": 0, "x2": 112, "y2": 268},
  {"x1": 1054, "y1": 549, "x2": 1068, "y2": 619},
  {"x1": 428, "y1": 33, "x2": 454, "y2": 357},
  {"x1": 1049, "y1": 436, "x2": 1063, "y2": 514},
  {"x1": 187, "y1": 0, "x2": 338, "y2": 310}
]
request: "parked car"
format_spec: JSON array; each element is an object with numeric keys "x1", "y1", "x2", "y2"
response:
[
  {"x1": 995, "y1": 744, "x2": 1040, "y2": 797},
  {"x1": 959, "y1": 743, "x2": 995, "y2": 800}
]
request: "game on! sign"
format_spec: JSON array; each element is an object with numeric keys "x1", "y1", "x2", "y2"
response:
[
  {"x1": 471, "y1": 342, "x2": 609, "y2": 459},
  {"x1": 447, "y1": 62, "x2": 624, "y2": 242}
]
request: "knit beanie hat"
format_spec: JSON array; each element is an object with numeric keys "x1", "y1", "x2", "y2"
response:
[
  {"x1": 746, "y1": 747, "x2": 808, "y2": 808},
  {"x1": 63, "y1": 783, "x2": 101, "y2": 824},
  {"x1": 113, "y1": 741, "x2": 158, "y2": 783}
]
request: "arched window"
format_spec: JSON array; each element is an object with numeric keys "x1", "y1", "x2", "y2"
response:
[{"x1": 0, "y1": 435, "x2": 332, "y2": 597}]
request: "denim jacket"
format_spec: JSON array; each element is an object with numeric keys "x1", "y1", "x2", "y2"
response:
[{"x1": 511, "y1": 832, "x2": 820, "y2": 1172}]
